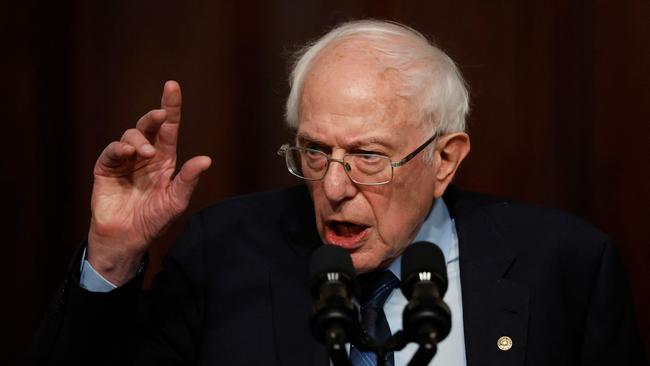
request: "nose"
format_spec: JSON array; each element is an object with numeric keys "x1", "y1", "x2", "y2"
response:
[{"x1": 323, "y1": 157, "x2": 357, "y2": 203}]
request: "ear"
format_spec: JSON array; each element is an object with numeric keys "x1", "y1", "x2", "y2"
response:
[{"x1": 433, "y1": 132, "x2": 471, "y2": 198}]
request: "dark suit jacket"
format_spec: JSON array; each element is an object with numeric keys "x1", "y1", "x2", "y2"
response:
[{"x1": 30, "y1": 185, "x2": 647, "y2": 365}]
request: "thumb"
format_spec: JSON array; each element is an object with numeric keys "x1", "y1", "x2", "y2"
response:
[{"x1": 170, "y1": 155, "x2": 212, "y2": 209}]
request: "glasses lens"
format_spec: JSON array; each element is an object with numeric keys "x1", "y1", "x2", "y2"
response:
[
  {"x1": 287, "y1": 147, "x2": 328, "y2": 180},
  {"x1": 344, "y1": 154, "x2": 392, "y2": 184}
]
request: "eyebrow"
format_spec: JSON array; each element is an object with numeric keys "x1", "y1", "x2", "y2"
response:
[{"x1": 295, "y1": 132, "x2": 396, "y2": 151}]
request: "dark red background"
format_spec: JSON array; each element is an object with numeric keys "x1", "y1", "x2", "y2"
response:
[{"x1": 4, "y1": 1, "x2": 648, "y2": 364}]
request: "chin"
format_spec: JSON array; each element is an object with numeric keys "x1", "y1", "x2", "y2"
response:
[{"x1": 350, "y1": 251, "x2": 384, "y2": 274}]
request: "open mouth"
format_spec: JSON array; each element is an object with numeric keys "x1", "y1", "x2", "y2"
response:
[{"x1": 325, "y1": 221, "x2": 370, "y2": 248}]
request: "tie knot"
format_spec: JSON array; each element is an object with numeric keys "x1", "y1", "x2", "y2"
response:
[{"x1": 357, "y1": 271, "x2": 400, "y2": 309}]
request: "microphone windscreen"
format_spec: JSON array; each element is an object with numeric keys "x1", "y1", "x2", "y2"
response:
[
  {"x1": 309, "y1": 244, "x2": 356, "y2": 281},
  {"x1": 401, "y1": 241, "x2": 448, "y2": 296}
]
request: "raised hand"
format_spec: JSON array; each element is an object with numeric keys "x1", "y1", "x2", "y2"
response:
[{"x1": 87, "y1": 81, "x2": 211, "y2": 285}]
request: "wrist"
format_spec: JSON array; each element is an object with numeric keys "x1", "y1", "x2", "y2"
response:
[{"x1": 87, "y1": 233, "x2": 146, "y2": 286}]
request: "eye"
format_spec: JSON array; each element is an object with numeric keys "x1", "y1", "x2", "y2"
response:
[
  {"x1": 359, "y1": 154, "x2": 384, "y2": 164},
  {"x1": 301, "y1": 148, "x2": 327, "y2": 171},
  {"x1": 351, "y1": 153, "x2": 388, "y2": 175},
  {"x1": 354, "y1": 149, "x2": 387, "y2": 159},
  {"x1": 305, "y1": 148, "x2": 324, "y2": 159}
]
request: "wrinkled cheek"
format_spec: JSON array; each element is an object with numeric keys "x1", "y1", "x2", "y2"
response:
[{"x1": 374, "y1": 219, "x2": 400, "y2": 249}]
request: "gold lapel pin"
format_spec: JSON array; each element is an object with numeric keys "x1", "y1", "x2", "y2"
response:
[{"x1": 497, "y1": 336, "x2": 513, "y2": 351}]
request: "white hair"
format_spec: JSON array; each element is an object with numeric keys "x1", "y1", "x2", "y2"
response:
[{"x1": 285, "y1": 19, "x2": 470, "y2": 137}]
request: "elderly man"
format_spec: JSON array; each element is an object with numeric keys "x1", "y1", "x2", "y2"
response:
[{"x1": 31, "y1": 20, "x2": 645, "y2": 365}]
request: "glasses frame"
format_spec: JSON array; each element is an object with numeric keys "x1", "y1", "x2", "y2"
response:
[{"x1": 277, "y1": 130, "x2": 440, "y2": 186}]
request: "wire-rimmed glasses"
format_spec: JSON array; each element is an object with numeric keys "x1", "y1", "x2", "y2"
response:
[{"x1": 277, "y1": 131, "x2": 439, "y2": 186}]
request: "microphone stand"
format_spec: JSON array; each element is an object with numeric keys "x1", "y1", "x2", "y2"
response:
[
  {"x1": 351, "y1": 330, "x2": 437, "y2": 366},
  {"x1": 324, "y1": 324, "x2": 352, "y2": 366},
  {"x1": 328, "y1": 343, "x2": 351, "y2": 366},
  {"x1": 407, "y1": 344, "x2": 437, "y2": 366}
]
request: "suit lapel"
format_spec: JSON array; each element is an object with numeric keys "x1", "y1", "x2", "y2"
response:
[
  {"x1": 270, "y1": 185, "x2": 329, "y2": 366},
  {"x1": 446, "y1": 188, "x2": 530, "y2": 366},
  {"x1": 269, "y1": 267, "x2": 329, "y2": 366}
]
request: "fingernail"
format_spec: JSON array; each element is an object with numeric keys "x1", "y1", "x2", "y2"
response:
[{"x1": 142, "y1": 144, "x2": 155, "y2": 154}]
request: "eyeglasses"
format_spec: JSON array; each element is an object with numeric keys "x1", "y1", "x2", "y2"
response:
[{"x1": 277, "y1": 131, "x2": 439, "y2": 186}]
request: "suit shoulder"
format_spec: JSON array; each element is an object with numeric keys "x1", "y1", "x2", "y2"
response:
[
  {"x1": 165, "y1": 184, "x2": 314, "y2": 272},
  {"x1": 449, "y1": 188, "x2": 610, "y2": 259},
  {"x1": 196, "y1": 184, "x2": 311, "y2": 225},
  {"x1": 180, "y1": 184, "x2": 318, "y2": 254},
  {"x1": 168, "y1": 185, "x2": 310, "y2": 250}
]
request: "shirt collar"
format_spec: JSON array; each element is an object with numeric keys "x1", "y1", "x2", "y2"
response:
[{"x1": 388, "y1": 197, "x2": 455, "y2": 280}]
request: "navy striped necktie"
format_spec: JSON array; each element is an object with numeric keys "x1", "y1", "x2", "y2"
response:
[{"x1": 350, "y1": 271, "x2": 400, "y2": 366}]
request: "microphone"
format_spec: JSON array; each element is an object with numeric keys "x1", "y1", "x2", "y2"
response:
[
  {"x1": 400, "y1": 241, "x2": 451, "y2": 348},
  {"x1": 309, "y1": 245, "x2": 359, "y2": 364}
]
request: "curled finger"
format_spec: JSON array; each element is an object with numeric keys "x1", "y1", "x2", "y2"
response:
[
  {"x1": 135, "y1": 109, "x2": 167, "y2": 142},
  {"x1": 97, "y1": 141, "x2": 136, "y2": 169},
  {"x1": 120, "y1": 128, "x2": 157, "y2": 157}
]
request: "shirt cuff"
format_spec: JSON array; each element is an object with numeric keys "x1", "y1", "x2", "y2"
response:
[{"x1": 79, "y1": 247, "x2": 118, "y2": 292}]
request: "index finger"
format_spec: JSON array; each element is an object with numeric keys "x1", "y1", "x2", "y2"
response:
[
  {"x1": 161, "y1": 80, "x2": 181, "y2": 125},
  {"x1": 156, "y1": 80, "x2": 182, "y2": 154}
]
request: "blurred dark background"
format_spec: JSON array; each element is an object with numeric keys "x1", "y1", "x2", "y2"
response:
[{"x1": 3, "y1": 0, "x2": 648, "y2": 364}]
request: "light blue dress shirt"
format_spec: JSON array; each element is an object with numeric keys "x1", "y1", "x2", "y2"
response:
[
  {"x1": 79, "y1": 247, "x2": 117, "y2": 292},
  {"x1": 384, "y1": 197, "x2": 467, "y2": 366},
  {"x1": 80, "y1": 198, "x2": 466, "y2": 366}
]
